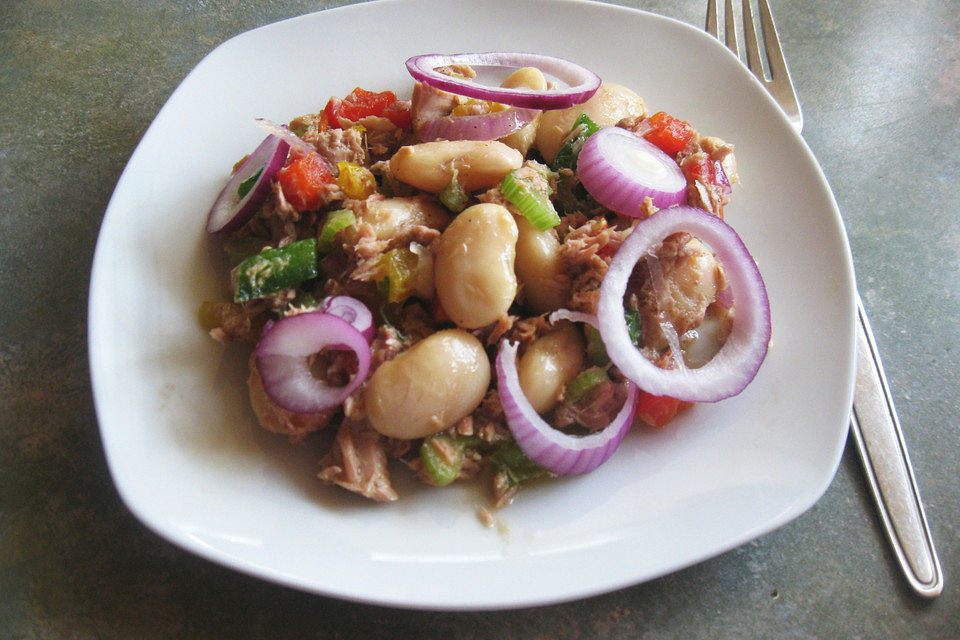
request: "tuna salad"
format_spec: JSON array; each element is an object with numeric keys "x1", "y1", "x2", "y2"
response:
[{"x1": 200, "y1": 52, "x2": 770, "y2": 508}]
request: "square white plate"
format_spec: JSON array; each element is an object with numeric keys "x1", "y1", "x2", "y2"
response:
[{"x1": 89, "y1": 0, "x2": 856, "y2": 609}]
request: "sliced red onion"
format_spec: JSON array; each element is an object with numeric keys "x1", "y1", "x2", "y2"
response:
[
  {"x1": 206, "y1": 135, "x2": 289, "y2": 233},
  {"x1": 597, "y1": 206, "x2": 771, "y2": 402},
  {"x1": 548, "y1": 309, "x2": 599, "y2": 330},
  {"x1": 254, "y1": 311, "x2": 371, "y2": 414},
  {"x1": 419, "y1": 107, "x2": 539, "y2": 142},
  {"x1": 495, "y1": 340, "x2": 639, "y2": 476},
  {"x1": 577, "y1": 126, "x2": 687, "y2": 215},
  {"x1": 319, "y1": 295, "x2": 374, "y2": 343},
  {"x1": 406, "y1": 52, "x2": 601, "y2": 110},
  {"x1": 254, "y1": 118, "x2": 317, "y2": 156}
]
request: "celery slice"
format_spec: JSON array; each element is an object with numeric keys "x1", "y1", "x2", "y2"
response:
[
  {"x1": 317, "y1": 209, "x2": 355, "y2": 252},
  {"x1": 565, "y1": 366, "x2": 610, "y2": 404},
  {"x1": 500, "y1": 170, "x2": 560, "y2": 231}
]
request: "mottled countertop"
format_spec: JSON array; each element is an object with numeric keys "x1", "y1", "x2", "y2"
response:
[{"x1": 2, "y1": 0, "x2": 958, "y2": 637}]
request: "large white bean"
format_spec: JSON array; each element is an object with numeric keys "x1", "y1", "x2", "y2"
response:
[
  {"x1": 365, "y1": 329, "x2": 490, "y2": 439},
  {"x1": 535, "y1": 82, "x2": 646, "y2": 164},
  {"x1": 518, "y1": 322, "x2": 587, "y2": 414},
  {"x1": 350, "y1": 195, "x2": 449, "y2": 241},
  {"x1": 514, "y1": 215, "x2": 568, "y2": 314},
  {"x1": 499, "y1": 67, "x2": 547, "y2": 156},
  {"x1": 435, "y1": 203, "x2": 518, "y2": 329},
  {"x1": 389, "y1": 140, "x2": 522, "y2": 193}
]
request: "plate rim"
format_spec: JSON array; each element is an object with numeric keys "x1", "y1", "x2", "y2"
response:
[{"x1": 88, "y1": 0, "x2": 857, "y2": 610}]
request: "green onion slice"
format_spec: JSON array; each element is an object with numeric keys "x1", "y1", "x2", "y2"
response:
[{"x1": 500, "y1": 169, "x2": 560, "y2": 231}]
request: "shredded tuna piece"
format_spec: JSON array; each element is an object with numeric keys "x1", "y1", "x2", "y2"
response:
[
  {"x1": 246, "y1": 354, "x2": 334, "y2": 443},
  {"x1": 318, "y1": 419, "x2": 398, "y2": 502},
  {"x1": 312, "y1": 126, "x2": 366, "y2": 167},
  {"x1": 560, "y1": 217, "x2": 632, "y2": 314},
  {"x1": 205, "y1": 301, "x2": 269, "y2": 344},
  {"x1": 410, "y1": 82, "x2": 461, "y2": 136},
  {"x1": 356, "y1": 114, "x2": 406, "y2": 159}
]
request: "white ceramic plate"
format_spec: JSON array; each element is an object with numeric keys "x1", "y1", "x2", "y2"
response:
[{"x1": 89, "y1": 0, "x2": 856, "y2": 610}]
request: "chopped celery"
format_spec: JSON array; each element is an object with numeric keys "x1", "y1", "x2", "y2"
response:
[
  {"x1": 336, "y1": 161, "x2": 377, "y2": 199},
  {"x1": 490, "y1": 441, "x2": 550, "y2": 486},
  {"x1": 565, "y1": 366, "x2": 610, "y2": 404},
  {"x1": 234, "y1": 238, "x2": 318, "y2": 302},
  {"x1": 439, "y1": 170, "x2": 469, "y2": 213},
  {"x1": 237, "y1": 167, "x2": 263, "y2": 199},
  {"x1": 551, "y1": 113, "x2": 600, "y2": 172},
  {"x1": 317, "y1": 209, "x2": 355, "y2": 252},
  {"x1": 500, "y1": 169, "x2": 560, "y2": 231},
  {"x1": 584, "y1": 324, "x2": 610, "y2": 366},
  {"x1": 420, "y1": 434, "x2": 466, "y2": 486}
]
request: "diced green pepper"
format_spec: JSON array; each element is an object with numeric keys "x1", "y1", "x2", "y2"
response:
[
  {"x1": 234, "y1": 238, "x2": 318, "y2": 302},
  {"x1": 500, "y1": 169, "x2": 560, "y2": 231},
  {"x1": 490, "y1": 441, "x2": 550, "y2": 486},
  {"x1": 420, "y1": 434, "x2": 465, "y2": 486},
  {"x1": 551, "y1": 113, "x2": 600, "y2": 172},
  {"x1": 317, "y1": 209, "x2": 356, "y2": 252},
  {"x1": 439, "y1": 170, "x2": 469, "y2": 213},
  {"x1": 565, "y1": 366, "x2": 610, "y2": 404}
]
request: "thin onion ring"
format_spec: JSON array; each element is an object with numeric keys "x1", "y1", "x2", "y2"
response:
[{"x1": 597, "y1": 206, "x2": 770, "y2": 402}]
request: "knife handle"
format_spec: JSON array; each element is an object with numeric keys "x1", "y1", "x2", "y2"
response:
[{"x1": 849, "y1": 293, "x2": 943, "y2": 597}]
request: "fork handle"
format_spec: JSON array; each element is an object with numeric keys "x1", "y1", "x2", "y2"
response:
[{"x1": 849, "y1": 294, "x2": 943, "y2": 597}]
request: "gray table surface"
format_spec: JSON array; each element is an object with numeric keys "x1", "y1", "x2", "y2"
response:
[{"x1": 2, "y1": 0, "x2": 958, "y2": 637}]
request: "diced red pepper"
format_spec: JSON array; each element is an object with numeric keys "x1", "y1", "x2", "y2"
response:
[
  {"x1": 277, "y1": 152, "x2": 334, "y2": 211},
  {"x1": 381, "y1": 101, "x2": 413, "y2": 130},
  {"x1": 681, "y1": 153, "x2": 717, "y2": 185},
  {"x1": 635, "y1": 390, "x2": 682, "y2": 428},
  {"x1": 642, "y1": 111, "x2": 697, "y2": 156},
  {"x1": 324, "y1": 87, "x2": 398, "y2": 127}
]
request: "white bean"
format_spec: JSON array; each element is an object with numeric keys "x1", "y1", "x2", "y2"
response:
[
  {"x1": 499, "y1": 67, "x2": 547, "y2": 156},
  {"x1": 365, "y1": 329, "x2": 490, "y2": 439},
  {"x1": 434, "y1": 203, "x2": 518, "y2": 329},
  {"x1": 535, "y1": 82, "x2": 646, "y2": 164},
  {"x1": 388, "y1": 140, "x2": 522, "y2": 193},
  {"x1": 518, "y1": 322, "x2": 587, "y2": 414},
  {"x1": 514, "y1": 215, "x2": 568, "y2": 314}
]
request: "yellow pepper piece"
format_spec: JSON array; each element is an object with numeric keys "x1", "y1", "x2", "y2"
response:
[
  {"x1": 336, "y1": 161, "x2": 377, "y2": 199},
  {"x1": 380, "y1": 247, "x2": 419, "y2": 303}
]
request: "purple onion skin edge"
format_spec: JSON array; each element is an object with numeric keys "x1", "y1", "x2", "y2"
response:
[
  {"x1": 206, "y1": 135, "x2": 289, "y2": 234},
  {"x1": 495, "y1": 340, "x2": 639, "y2": 477}
]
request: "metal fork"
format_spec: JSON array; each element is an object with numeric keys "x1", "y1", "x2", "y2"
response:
[{"x1": 707, "y1": 0, "x2": 943, "y2": 598}]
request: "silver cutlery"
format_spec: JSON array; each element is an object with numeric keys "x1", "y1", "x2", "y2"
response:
[{"x1": 706, "y1": 0, "x2": 943, "y2": 598}]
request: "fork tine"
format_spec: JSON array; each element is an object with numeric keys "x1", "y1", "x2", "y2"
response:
[
  {"x1": 706, "y1": 0, "x2": 719, "y2": 36},
  {"x1": 723, "y1": 0, "x2": 738, "y2": 54},
  {"x1": 758, "y1": 0, "x2": 789, "y2": 82},
  {"x1": 741, "y1": 0, "x2": 765, "y2": 79}
]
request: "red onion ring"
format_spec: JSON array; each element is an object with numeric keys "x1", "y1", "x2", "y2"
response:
[
  {"x1": 254, "y1": 311, "x2": 372, "y2": 414},
  {"x1": 597, "y1": 206, "x2": 771, "y2": 402},
  {"x1": 495, "y1": 339, "x2": 639, "y2": 476},
  {"x1": 254, "y1": 118, "x2": 317, "y2": 156},
  {"x1": 418, "y1": 107, "x2": 539, "y2": 142},
  {"x1": 406, "y1": 52, "x2": 601, "y2": 110},
  {"x1": 320, "y1": 295, "x2": 375, "y2": 343},
  {"x1": 206, "y1": 135, "x2": 289, "y2": 233},
  {"x1": 577, "y1": 126, "x2": 687, "y2": 215}
]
